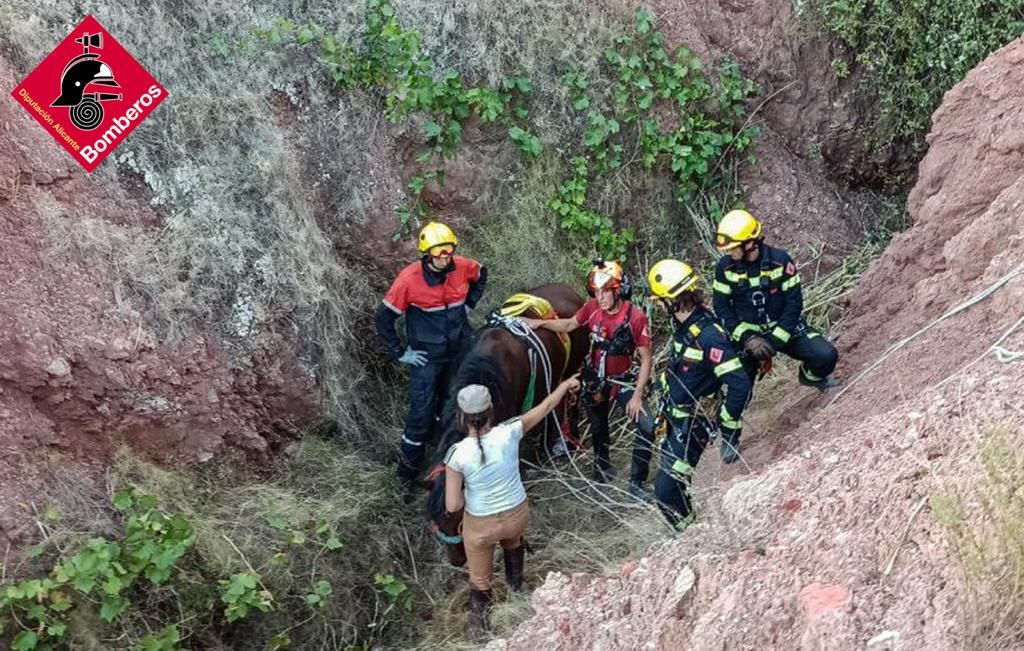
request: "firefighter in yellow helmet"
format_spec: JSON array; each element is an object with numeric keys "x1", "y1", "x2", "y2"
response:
[
  {"x1": 522, "y1": 260, "x2": 655, "y2": 498},
  {"x1": 375, "y1": 221, "x2": 488, "y2": 497},
  {"x1": 646, "y1": 260, "x2": 751, "y2": 525},
  {"x1": 713, "y1": 210, "x2": 839, "y2": 411}
]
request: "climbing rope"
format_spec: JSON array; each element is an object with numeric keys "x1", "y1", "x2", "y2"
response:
[
  {"x1": 827, "y1": 261, "x2": 1024, "y2": 407},
  {"x1": 489, "y1": 314, "x2": 561, "y2": 439}
]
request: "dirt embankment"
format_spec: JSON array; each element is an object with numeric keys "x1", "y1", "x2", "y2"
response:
[
  {"x1": 489, "y1": 34, "x2": 1024, "y2": 651},
  {"x1": 0, "y1": 56, "x2": 318, "y2": 549}
]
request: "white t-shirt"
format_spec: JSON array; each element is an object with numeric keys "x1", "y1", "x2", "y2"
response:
[{"x1": 444, "y1": 419, "x2": 527, "y2": 516}]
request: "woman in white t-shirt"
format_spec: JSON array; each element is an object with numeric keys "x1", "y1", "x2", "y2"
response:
[{"x1": 445, "y1": 373, "x2": 580, "y2": 642}]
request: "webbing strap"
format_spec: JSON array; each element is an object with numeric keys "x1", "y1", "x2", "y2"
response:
[{"x1": 521, "y1": 350, "x2": 538, "y2": 412}]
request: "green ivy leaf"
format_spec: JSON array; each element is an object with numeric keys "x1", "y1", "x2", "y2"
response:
[
  {"x1": 137, "y1": 494, "x2": 158, "y2": 511},
  {"x1": 112, "y1": 489, "x2": 134, "y2": 511},
  {"x1": 325, "y1": 537, "x2": 343, "y2": 551},
  {"x1": 12, "y1": 630, "x2": 38, "y2": 651},
  {"x1": 635, "y1": 7, "x2": 654, "y2": 34},
  {"x1": 46, "y1": 622, "x2": 67, "y2": 638},
  {"x1": 100, "y1": 596, "x2": 128, "y2": 622}
]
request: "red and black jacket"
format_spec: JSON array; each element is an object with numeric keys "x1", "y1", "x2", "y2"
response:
[{"x1": 375, "y1": 255, "x2": 487, "y2": 361}]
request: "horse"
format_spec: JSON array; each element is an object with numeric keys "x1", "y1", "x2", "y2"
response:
[{"x1": 424, "y1": 282, "x2": 588, "y2": 566}]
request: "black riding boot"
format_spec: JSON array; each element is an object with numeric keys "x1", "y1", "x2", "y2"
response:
[
  {"x1": 503, "y1": 546, "x2": 525, "y2": 592},
  {"x1": 467, "y1": 588, "x2": 491, "y2": 642}
]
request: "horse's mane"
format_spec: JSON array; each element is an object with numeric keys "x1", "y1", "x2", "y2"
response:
[
  {"x1": 425, "y1": 336, "x2": 511, "y2": 523},
  {"x1": 434, "y1": 339, "x2": 510, "y2": 459}
]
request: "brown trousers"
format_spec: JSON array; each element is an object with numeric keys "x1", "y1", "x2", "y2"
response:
[{"x1": 462, "y1": 500, "x2": 529, "y2": 590}]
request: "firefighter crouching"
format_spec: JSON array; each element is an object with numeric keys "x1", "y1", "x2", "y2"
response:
[
  {"x1": 647, "y1": 259, "x2": 752, "y2": 526},
  {"x1": 713, "y1": 210, "x2": 839, "y2": 403}
]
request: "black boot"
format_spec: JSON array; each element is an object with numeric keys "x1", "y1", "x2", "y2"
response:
[
  {"x1": 591, "y1": 461, "x2": 618, "y2": 483},
  {"x1": 467, "y1": 588, "x2": 491, "y2": 642},
  {"x1": 799, "y1": 371, "x2": 841, "y2": 393},
  {"x1": 720, "y1": 430, "x2": 741, "y2": 464},
  {"x1": 503, "y1": 546, "x2": 525, "y2": 592}
]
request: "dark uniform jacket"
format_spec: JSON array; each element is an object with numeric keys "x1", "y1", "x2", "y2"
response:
[
  {"x1": 662, "y1": 306, "x2": 751, "y2": 434},
  {"x1": 712, "y1": 243, "x2": 803, "y2": 349}
]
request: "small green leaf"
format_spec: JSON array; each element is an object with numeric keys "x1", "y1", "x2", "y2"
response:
[
  {"x1": 112, "y1": 489, "x2": 134, "y2": 511},
  {"x1": 100, "y1": 596, "x2": 128, "y2": 622},
  {"x1": 46, "y1": 622, "x2": 67, "y2": 638},
  {"x1": 297, "y1": 27, "x2": 316, "y2": 44},
  {"x1": 422, "y1": 121, "x2": 443, "y2": 139},
  {"x1": 325, "y1": 537, "x2": 343, "y2": 551},
  {"x1": 12, "y1": 630, "x2": 38, "y2": 651},
  {"x1": 26, "y1": 544, "x2": 45, "y2": 559},
  {"x1": 321, "y1": 34, "x2": 337, "y2": 55}
]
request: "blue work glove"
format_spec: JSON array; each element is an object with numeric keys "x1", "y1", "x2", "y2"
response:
[{"x1": 398, "y1": 346, "x2": 428, "y2": 367}]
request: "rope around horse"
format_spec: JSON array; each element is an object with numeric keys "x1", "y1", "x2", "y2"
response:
[{"x1": 490, "y1": 315, "x2": 563, "y2": 440}]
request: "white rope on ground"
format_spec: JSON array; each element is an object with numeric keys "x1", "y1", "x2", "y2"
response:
[
  {"x1": 993, "y1": 346, "x2": 1024, "y2": 363},
  {"x1": 826, "y1": 261, "x2": 1024, "y2": 408},
  {"x1": 933, "y1": 312, "x2": 1024, "y2": 390}
]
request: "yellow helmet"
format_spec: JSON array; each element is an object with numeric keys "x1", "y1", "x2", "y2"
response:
[
  {"x1": 587, "y1": 259, "x2": 625, "y2": 294},
  {"x1": 647, "y1": 259, "x2": 699, "y2": 299},
  {"x1": 716, "y1": 209, "x2": 762, "y2": 251},
  {"x1": 418, "y1": 221, "x2": 458, "y2": 253}
]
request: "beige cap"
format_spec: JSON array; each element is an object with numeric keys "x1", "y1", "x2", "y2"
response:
[{"x1": 457, "y1": 384, "x2": 492, "y2": 414}]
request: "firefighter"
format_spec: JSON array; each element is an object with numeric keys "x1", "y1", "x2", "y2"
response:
[
  {"x1": 713, "y1": 209, "x2": 839, "y2": 411},
  {"x1": 375, "y1": 221, "x2": 488, "y2": 495},
  {"x1": 646, "y1": 259, "x2": 752, "y2": 526},
  {"x1": 522, "y1": 260, "x2": 656, "y2": 498}
]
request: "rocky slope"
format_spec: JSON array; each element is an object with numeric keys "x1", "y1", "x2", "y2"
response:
[
  {"x1": 0, "y1": 55, "x2": 318, "y2": 549},
  {"x1": 489, "y1": 34, "x2": 1024, "y2": 651}
]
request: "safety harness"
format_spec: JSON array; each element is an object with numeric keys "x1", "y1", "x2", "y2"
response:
[{"x1": 582, "y1": 303, "x2": 638, "y2": 399}]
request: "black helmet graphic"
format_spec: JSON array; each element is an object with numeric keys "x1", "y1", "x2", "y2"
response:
[{"x1": 50, "y1": 32, "x2": 121, "y2": 130}]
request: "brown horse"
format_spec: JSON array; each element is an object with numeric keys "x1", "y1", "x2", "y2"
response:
[{"x1": 425, "y1": 282, "x2": 588, "y2": 565}]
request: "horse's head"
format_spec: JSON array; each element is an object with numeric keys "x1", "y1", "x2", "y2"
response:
[{"x1": 424, "y1": 335, "x2": 512, "y2": 565}]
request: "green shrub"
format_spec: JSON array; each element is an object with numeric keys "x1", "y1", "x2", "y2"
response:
[{"x1": 815, "y1": 0, "x2": 1024, "y2": 146}]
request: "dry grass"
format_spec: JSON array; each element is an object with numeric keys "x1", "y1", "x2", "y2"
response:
[
  {"x1": 932, "y1": 423, "x2": 1024, "y2": 651},
  {"x1": 9, "y1": 439, "x2": 667, "y2": 650}
]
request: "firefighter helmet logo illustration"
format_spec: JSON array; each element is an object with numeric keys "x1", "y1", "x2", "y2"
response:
[
  {"x1": 51, "y1": 31, "x2": 122, "y2": 130},
  {"x1": 12, "y1": 15, "x2": 167, "y2": 172}
]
